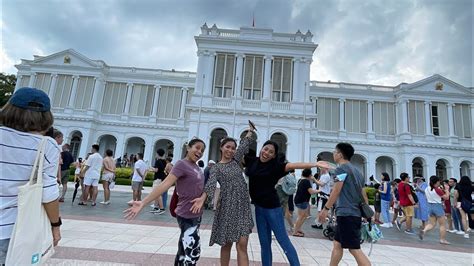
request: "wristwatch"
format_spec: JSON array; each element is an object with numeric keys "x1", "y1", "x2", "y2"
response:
[
  {"x1": 324, "y1": 205, "x2": 331, "y2": 211},
  {"x1": 51, "y1": 217, "x2": 62, "y2": 227}
]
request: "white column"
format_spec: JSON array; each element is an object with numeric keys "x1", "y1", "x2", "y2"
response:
[
  {"x1": 471, "y1": 104, "x2": 474, "y2": 140},
  {"x1": 79, "y1": 129, "x2": 91, "y2": 158},
  {"x1": 123, "y1": 83, "x2": 134, "y2": 114},
  {"x1": 401, "y1": 100, "x2": 409, "y2": 134},
  {"x1": 14, "y1": 75, "x2": 23, "y2": 91},
  {"x1": 151, "y1": 85, "x2": 161, "y2": 117},
  {"x1": 367, "y1": 100, "x2": 374, "y2": 133},
  {"x1": 48, "y1": 74, "x2": 58, "y2": 100},
  {"x1": 28, "y1": 72, "x2": 36, "y2": 87},
  {"x1": 311, "y1": 96, "x2": 317, "y2": 128},
  {"x1": 115, "y1": 134, "x2": 126, "y2": 159},
  {"x1": 180, "y1": 87, "x2": 189, "y2": 119},
  {"x1": 194, "y1": 51, "x2": 206, "y2": 95},
  {"x1": 263, "y1": 55, "x2": 272, "y2": 100},
  {"x1": 367, "y1": 152, "x2": 376, "y2": 184},
  {"x1": 424, "y1": 101, "x2": 432, "y2": 135},
  {"x1": 292, "y1": 58, "x2": 300, "y2": 102},
  {"x1": 447, "y1": 103, "x2": 455, "y2": 137},
  {"x1": 204, "y1": 53, "x2": 216, "y2": 96},
  {"x1": 426, "y1": 156, "x2": 436, "y2": 178},
  {"x1": 143, "y1": 136, "x2": 154, "y2": 165},
  {"x1": 90, "y1": 77, "x2": 104, "y2": 111},
  {"x1": 339, "y1": 98, "x2": 345, "y2": 132},
  {"x1": 67, "y1": 75, "x2": 79, "y2": 108},
  {"x1": 234, "y1": 53, "x2": 244, "y2": 97},
  {"x1": 174, "y1": 139, "x2": 185, "y2": 161}
]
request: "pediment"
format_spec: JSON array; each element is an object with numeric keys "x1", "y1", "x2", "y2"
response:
[
  {"x1": 32, "y1": 49, "x2": 102, "y2": 68},
  {"x1": 400, "y1": 74, "x2": 471, "y2": 95}
]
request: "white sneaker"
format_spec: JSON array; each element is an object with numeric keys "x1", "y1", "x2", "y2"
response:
[
  {"x1": 448, "y1": 229, "x2": 457, "y2": 233},
  {"x1": 464, "y1": 233, "x2": 469, "y2": 239},
  {"x1": 456, "y1": 231, "x2": 465, "y2": 235},
  {"x1": 100, "y1": 201, "x2": 110, "y2": 205},
  {"x1": 389, "y1": 223, "x2": 393, "y2": 228},
  {"x1": 150, "y1": 204, "x2": 156, "y2": 208},
  {"x1": 380, "y1": 223, "x2": 391, "y2": 228}
]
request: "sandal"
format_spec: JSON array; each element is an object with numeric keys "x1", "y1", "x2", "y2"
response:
[
  {"x1": 91, "y1": 202, "x2": 96, "y2": 206},
  {"x1": 293, "y1": 231, "x2": 305, "y2": 237},
  {"x1": 78, "y1": 202, "x2": 86, "y2": 206},
  {"x1": 439, "y1": 240, "x2": 450, "y2": 245}
]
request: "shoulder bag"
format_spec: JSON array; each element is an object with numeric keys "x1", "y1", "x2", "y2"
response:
[{"x1": 6, "y1": 137, "x2": 55, "y2": 265}]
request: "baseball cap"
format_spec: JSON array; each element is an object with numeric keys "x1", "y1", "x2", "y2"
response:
[{"x1": 9, "y1": 87, "x2": 51, "y2": 112}]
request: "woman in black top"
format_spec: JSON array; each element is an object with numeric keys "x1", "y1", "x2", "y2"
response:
[
  {"x1": 244, "y1": 140, "x2": 330, "y2": 266},
  {"x1": 293, "y1": 168, "x2": 320, "y2": 237},
  {"x1": 455, "y1": 175, "x2": 473, "y2": 238}
]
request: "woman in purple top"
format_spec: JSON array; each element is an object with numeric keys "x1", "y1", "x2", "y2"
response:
[{"x1": 125, "y1": 138, "x2": 206, "y2": 265}]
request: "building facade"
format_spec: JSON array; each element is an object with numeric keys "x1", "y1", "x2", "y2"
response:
[{"x1": 14, "y1": 24, "x2": 474, "y2": 181}]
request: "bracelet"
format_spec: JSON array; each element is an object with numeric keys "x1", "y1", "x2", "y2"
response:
[
  {"x1": 324, "y1": 205, "x2": 331, "y2": 211},
  {"x1": 51, "y1": 217, "x2": 62, "y2": 227}
]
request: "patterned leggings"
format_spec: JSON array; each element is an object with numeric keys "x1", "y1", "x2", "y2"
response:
[{"x1": 175, "y1": 216, "x2": 201, "y2": 266}]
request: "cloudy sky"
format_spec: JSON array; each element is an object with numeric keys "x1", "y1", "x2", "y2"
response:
[{"x1": 1, "y1": 0, "x2": 472, "y2": 86}]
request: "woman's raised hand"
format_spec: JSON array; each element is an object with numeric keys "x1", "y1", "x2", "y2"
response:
[{"x1": 123, "y1": 201, "x2": 144, "y2": 220}]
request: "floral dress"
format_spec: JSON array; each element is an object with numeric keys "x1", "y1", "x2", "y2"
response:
[{"x1": 204, "y1": 136, "x2": 254, "y2": 246}]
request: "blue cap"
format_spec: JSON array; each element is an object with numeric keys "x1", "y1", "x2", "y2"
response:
[{"x1": 9, "y1": 87, "x2": 51, "y2": 112}]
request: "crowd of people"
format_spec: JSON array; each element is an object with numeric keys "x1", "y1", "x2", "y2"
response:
[{"x1": 1, "y1": 87, "x2": 473, "y2": 266}]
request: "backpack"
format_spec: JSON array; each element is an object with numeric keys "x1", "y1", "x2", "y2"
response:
[
  {"x1": 281, "y1": 173, "x2": 297, "y2": 195},
  {"x1": 406, "y1": 184, "x2": 418, "y2": 204}
]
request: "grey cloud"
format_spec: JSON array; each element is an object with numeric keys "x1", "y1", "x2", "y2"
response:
[{"x1": 2, "y1": 0, "x2": 472, "y2": 86}]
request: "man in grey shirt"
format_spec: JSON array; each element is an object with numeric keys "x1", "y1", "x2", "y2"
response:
[{"x1": 318, "y1": 142, "x2": 370, "y2": 266}]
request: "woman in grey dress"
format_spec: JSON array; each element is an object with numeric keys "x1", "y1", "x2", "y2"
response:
[{"x1": 191, "y1": 127, "x2": 254, "y2": 266}]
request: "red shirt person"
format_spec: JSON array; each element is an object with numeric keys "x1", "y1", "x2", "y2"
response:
[{"x1": 395, "y1": 173, "x2": 416, "y2": 234}]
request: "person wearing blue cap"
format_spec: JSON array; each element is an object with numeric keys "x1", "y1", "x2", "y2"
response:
[{"x1": 0, "y1": 87, "x2": 62, "y2": 264}]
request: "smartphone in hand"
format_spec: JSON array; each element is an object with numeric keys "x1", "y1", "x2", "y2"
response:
[{"x1": 248, "y1": 120, "x2": 257, "y2": 131}]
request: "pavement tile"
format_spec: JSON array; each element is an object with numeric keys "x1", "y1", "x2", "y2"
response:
[{"x1": 92, "y1": 241, "x2": 132, "y2": 251}]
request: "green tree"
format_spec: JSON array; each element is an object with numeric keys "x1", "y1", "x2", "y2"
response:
[{"x1": 0, "y1": 73, "x2": 16, "y2": 107}]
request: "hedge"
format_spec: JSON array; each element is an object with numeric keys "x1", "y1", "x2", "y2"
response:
[
  {"x1": 66, "y1": 166, "x2": 154, "y2": 186},
  {"x1": 364, "y1": 187, "x2": 377, "y2": 206}
]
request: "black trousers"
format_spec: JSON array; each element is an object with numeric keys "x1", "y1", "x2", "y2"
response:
[{"x1": 175, "y1": 216, "x2": 201, "y2": 266}]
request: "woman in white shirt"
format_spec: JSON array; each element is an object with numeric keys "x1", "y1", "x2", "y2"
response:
[
  {"x1": 0, "y1": 88, "x2": 62, "y2": 264},
  {"x1": 418, "y1": 175, "x2": 450, "y2": 245}
]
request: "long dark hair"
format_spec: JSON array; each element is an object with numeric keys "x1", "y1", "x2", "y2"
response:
[
  {"x1": 459, "y1": 175, "x2": 472, "y2": 187},
  {"x1": 429, "y1": 175, "x2": 439, "y2": 191},
  {"x1": 381, "y1": 172, "x2": 390, "y2": 182},
  {"x1": 260, "y1": 140, "x2": 286, "y2": 163}
]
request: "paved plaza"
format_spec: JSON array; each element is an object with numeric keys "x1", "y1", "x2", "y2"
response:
[{"x1": 47, "y1": 185, "x2": 473, "y2": 265}]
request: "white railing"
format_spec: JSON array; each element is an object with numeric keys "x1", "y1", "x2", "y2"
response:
[
  {"x1": 241, "y1": 99, "x2": 261, "y2": 109},
  {"x1": 310, "y1": 81, "x2": 394, "y2": 92},
  {"x1": 271, "y1": 102, "x2": 291, "y2": 111},
  {"x1": 212, "y1": 98, "x2": 232, "y2": 108}
]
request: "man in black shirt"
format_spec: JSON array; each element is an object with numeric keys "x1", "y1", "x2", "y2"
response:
[
  {"x1": 150, "y1": 149, "x2": 167, "y2": 214},
  {"x1": 59, "y1": 144, "x2": 75, "y2": 202}
]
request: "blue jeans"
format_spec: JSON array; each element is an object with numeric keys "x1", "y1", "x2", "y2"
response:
[
  {"x1": 451, "y1": 207, "x2": 463, "y2": 231},
  {"x1": 162, "y1": 189, "x2": 168, "y2": 208},
  {"x1": 381, "y1": 199, "x2": 391, "y2": 223},
  {"x1": 255, "y1": 205, "x2": 300, "y2": 266}
]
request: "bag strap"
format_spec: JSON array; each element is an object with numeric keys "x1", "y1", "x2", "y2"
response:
[
  {"x1": 29, "y1": 137, "x2": 48, "y2": 185},
  {"x1": 344, "y1": 165, "x2": 365, "y2": 204}
]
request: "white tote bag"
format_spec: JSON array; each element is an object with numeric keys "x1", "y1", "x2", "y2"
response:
[{"x1": 6, "y1": 137, "x2": 55, "y2": 265}]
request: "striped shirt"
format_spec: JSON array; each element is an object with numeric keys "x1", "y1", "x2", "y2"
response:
[{"x1": 0, "y1": 126, "x2": 60, "y2": 239}]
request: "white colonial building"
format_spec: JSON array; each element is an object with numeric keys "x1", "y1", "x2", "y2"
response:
[{"x1": 14, "y1": 24, "x2": 474, "y2": 181}]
